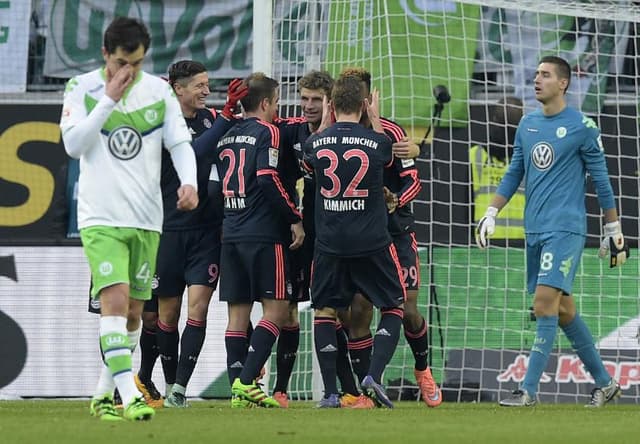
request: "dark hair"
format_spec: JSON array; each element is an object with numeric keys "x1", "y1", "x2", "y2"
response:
[
  {"x1": 340, "y1": 67, "x2": 371, "y2": 93},
  {"x1": 332, "y1": 75, "x2": 366, "y2": 115},
  {"x1": 240, "y1": 72, "x2": 279, "y2": 112},
  {"x1": 103, "y1": 17, "x2": 150, "y2": 55},
  {"x1": 539, "y1": 55, "x2": 571, "y2": 93},
  {"x1": 298, "y1": 70, "x2": 334, "y2": 96},
  {"x1": 168, "y1": 60, "x2": 207, "y2": 87}
]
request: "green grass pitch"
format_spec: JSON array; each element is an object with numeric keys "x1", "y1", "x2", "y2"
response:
[{"x1": 0, "y1": 400, "x2": 637, "y2": 444}]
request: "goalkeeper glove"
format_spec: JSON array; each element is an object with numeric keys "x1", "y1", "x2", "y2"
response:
[
  {"x1": 475, "y1": 206, "x2": 498, "y2": 249},
  {"x1": 221, "y1": 78, "x2": 249, "y2": 120},
  {"x1": 598, "y1": 221, "x2": 630, "y2": 268}
]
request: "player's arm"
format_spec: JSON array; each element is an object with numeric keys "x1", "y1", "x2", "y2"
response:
[
  {"x1": 192, "y1": 116, "x2": 236, "y2": 164},
  {"x1": 60, "y1": 77, "x2": 116, "y2": 158},
  {"x1": 475, "y1": 128, "x2": 525, "y2": 248},
  {"x1": 581, "y1": 126, "x2": 629, "y2": 267},
  {"x1": 393, "y1": 158, "x2": 422, "y2": 208}
]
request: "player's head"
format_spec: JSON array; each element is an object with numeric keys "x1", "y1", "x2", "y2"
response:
[
  {"x1": 332, "y1": 75, "x2": 367, "y2": 117},
  {"x1": 340, "y1": 67, "x2": 372, "y2": 94},
  {"x1": 102, "y1": 17, "x2": 150, "y2": 78},
  {"x1": 168, "y1": 60, "x2": 210, "y2": 116},
  {"x1": 298, "y1": 70, "x2": 334, "y2": 125},
  {"x1": 535, "y1": 56, "x2": 571, "y2": 103},
  {"x1": 241, "y1": 72, "x2": 279, "y2": 122},
  {"x1": 488, "y1": 96, "x2": 523, "y2": 161}
]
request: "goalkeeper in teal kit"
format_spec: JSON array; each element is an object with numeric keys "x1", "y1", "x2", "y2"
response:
[{"x1": 476, "y1": 56, "x2": 630, "y2": 407}]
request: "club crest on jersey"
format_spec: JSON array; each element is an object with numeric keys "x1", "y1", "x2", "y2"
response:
[
  {"x1": 203, "y1": 118, "x2": 212, "y2": 129},
  {"x1": 556, "y1": 127, "x2": 567, "y2": 138},
  {"x1": 145, "y1": 109, "x2": 158, "y2": 124},
  {"x1": 531, "y1": 142, "x2": 554, "y2": 171},
  {"x1": 108, "y1": 126, "x2": 142, "y2": 160}
]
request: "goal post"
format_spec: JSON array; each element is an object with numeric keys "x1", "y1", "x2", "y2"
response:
[{"x1": 268, "y1": 0, "x2": 640, "y2": 403}]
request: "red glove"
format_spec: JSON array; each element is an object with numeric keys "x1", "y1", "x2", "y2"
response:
[{"x1": 222, "y1": 78, "x2": 249, "y2": 119}]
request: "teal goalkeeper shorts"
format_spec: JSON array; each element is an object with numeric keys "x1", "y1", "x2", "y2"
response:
[
  {"x1": 525, "y1": 231, "x2": 585, "y2": 295},
  {"x1": 80, "y1": 226, "x2": 160, "y2": 301}
]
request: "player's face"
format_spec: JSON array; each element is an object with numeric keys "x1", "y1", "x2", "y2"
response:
[
  {"x1": 175, "y1": 72, "x2": 210, "y2": 116},
  {"x1": 103, "y1": 44, "x2": 145, "y2": 80},
  {"x1": 265, "y1": 90, "x2": 280, "y2": 123},
  {"x1": 299, "y1": 87, "x2": 326, "y2": 124},
  {"x1": 534, "y1": 62, "x2": 567, "y2": 104}
]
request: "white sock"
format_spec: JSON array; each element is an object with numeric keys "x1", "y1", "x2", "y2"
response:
[
  {"x1": 128, "y1": 326, "x2": 141, "y2": 353},
  {"x1": 93, "y1": 363, "x2": 116, "y2": 399}
]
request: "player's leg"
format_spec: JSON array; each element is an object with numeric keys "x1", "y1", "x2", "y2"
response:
[
  {"x1": 334, "y1": 313, "x2": 360, "y2": 405},
  {"x1": 395, "y1": 232, "x2": 442, "y2": 407},
  {"x1": 501, "y1": 233, "x2": 563, "y2": 407},
  {"x1": 352, "y1": 245, "x2": 406, "y2": 409},
  {"x1": 559, "y1": 296, "x2": 620, "y2": 407},
  {"x1": 348, "y1": 293, "x2": 374, "y2": 383},
  {"x1": 134, "y1": 297, "x2": 163, "y2": 408},
  {"x1": 272, "y1": 303, "x2": 300, "y2": 408},
  {"x1": 232, "y1": 243, "x2": 289, "y2": 408}
]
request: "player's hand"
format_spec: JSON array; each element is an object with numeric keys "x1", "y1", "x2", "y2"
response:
[
  {"x1": 392, "y1": 137, "x2": 420, "y2": 159},
  {"x1": 105, "y1": 65, "x2": 134, "y2": 102},
  {"x1": 475, "y1": 206, "x2": 498, "y2": 249},
  {"x1": 315, "y1": 95, "x2": 333, "y2": 134},
  {"x1": 176, "y1": 185, "x2": 199, "y2": 211},
  {"x1": 598, "y1": 221, "x2": 630, "y2": 267},
  {"x1": 221, "y1": 78, "x2": 249, "y2": 119},
  {"x1": 289, "y1": 221, "x2": 305, "y2": 250},
  {"x1": 383, "y1": 186, "x2": 398, "y2": 213}
]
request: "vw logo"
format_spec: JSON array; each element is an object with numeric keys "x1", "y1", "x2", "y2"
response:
[
  {"x1": 531, "y1": 142, "x2": 554, "y2": 171},
  {"x1": 108, "y1": 126, "x2": 142, "y2": 160}
]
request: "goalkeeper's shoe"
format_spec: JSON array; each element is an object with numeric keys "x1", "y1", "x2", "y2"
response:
[
  {"x1": 316, "y1": 393, "x2": 341, "y2": 408},
  {"x1": 339, "y1": 393, "x2": 360, "y2": 408},
  {"x1": 585, "y1": 379, "x2": 621, "y2": 408},
  {"x1": 361, "y1": 375, "x2": 394, "y2": 409},
  {"x1": 89, "y1": 394, "x2": 123, "y2": 421},
  {"x1": 273, "y1": 391, "x2": 289, "y2": 408},
  {"x1": 123, "y1": 396, "x2": 155, "y2": 421},
  {"x1": 499, "y1": 389, "x2": 537, "y2": 407},
  {"x1": 231, "y1": 378, "x2": 280, "y2": 408},
  {"x1": 164, "y1": 391, "x2": 189, "y2": 408},
  {"x1": 134, "y1": 375, "x2": 164, "y2": 409},
  {"x1": 415, "y1": 368, "x2": 443, "y2": 408}
]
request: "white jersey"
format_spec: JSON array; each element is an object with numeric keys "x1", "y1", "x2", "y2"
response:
[{"x1": 60, "y1": 68, "x2": 192, "y2": 232}]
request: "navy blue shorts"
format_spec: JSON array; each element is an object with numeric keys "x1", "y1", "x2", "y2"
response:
[
  {"x1": 310, "y1": 244, "x2": 406, "y2": 310},
  {"x1": 392, "y1": 231, "x2": 420, "y2": 291},
  {"x1": 219, "y1": 242, "x2": 292, "y2": 304},
  {"x1": 153, "y1": 228, "x2": 221, "y2": 298}
]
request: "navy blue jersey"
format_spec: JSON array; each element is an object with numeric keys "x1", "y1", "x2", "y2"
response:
[
  {"x1": 380, "y1": 118, "x2": 421, "y2": 236},
  {"x1": 278, "y1": 116, "x2": 316, "y2": 236},
  {"x1": 275, "y1": 117, "x2": 304, "y2": 206},
  {"x1": 215, "y1": 117, "x2": 301, "y2": 244},
  {"x1": 496, "y1": 106, "x2": 615, "y2": 235},
  {"x1": 303, "y1": 122, "x2": 393, "y2": 256},
  {"x1": 161, "y1": 108, "x2": 223, "y2": 231}
]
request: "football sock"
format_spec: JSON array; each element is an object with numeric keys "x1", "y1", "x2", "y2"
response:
[
  {"x1": 225, "y1": 330, "x2": 248, "y2": 385},
  {"x1": 156, "y1": 320, "x2": 179, "y2": 385},
  {"x1": 522, "y1": 315, "x2": 558, "y2": 397},
  {"x1": 273, "y1": 324, "x2": 300, "y2": 393},
  {"x1": 368, "y1": 308, "x2": 403, "y2": 383},
  {"x1": 100, "y1": 316, "x2": 140, "y2": 406},
  {"x1": 314, "y1": 317, "x2": 339, "y2": 395},
  {"x1": 137, "y1": 327, "x2": 159, "y2": 383},
  {"x1": 336, "y1": 323, "x2": 359, "y2": 395},
  {"x1": 404, "y1": 318, "x2": 429, "y2": 371},
  {"x1": 561, "y1": 313, "x2": 611, "y2": 387},
  {"x1": 239, "y1": 319, "x2": 280, "y2": 385},
  {"x1": 348, "y1": 333, "x2": 373, "y2": 384},
  {"x1": 175, "y1": 319, "x2": 207, "y2": 387}
]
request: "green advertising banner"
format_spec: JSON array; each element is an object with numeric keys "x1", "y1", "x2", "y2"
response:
[{"x1": 325, "y1": 1, "x2": 480, "y2": 128}]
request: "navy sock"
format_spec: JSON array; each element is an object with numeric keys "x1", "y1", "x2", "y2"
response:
[
  {"x1": 175, "y1": 319, "x2": 207, "y2": 387},
  {"x1": 348, "y1": 333, "x2": 373, "y2": 384},
  {"x1": 137, "y1": 327, "x2": 159, "y2": 382},
  {"x1": 273, "y1": 324, "x2": 300, "y2": 393},
  {"x1": 156, "y1": 320, "x2": 179, "y2": 385},
  {"x1": 336, "y1": 323, "x2": 359, "y2": 395},
  {"x1": 404, "y1": 318, "x2": 429, "y2": 371},
  {"x1": 239, "y1": 319, "x2": 279, "y2": 385},
  {"x1": 224, "y1": 330, "x2": 248, "y2": 385},
  {"x1": 314, "y1": 317, "x2": 339, "y2": 395},
  {"x1": 368, "y1": 308, "x2": 403, "y2": 383}
]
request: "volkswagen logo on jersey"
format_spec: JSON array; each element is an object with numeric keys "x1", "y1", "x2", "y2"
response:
[
  {"x1": 108, "y1": 126, "x2": 142, "y2": 160},
  {"x1": 531, "y1": 142, "x2": 554, "y2": 171}
]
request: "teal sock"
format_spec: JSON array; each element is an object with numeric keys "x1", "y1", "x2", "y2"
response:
[
  {"x1": 521, "y1": 315, "x2": 558, "y2": 397},
  {"x1": 561, "y1": 314, "x2": 611, "y2": 387}
]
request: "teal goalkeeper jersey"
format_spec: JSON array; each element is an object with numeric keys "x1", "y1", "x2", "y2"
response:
[{"x1": 496, "y1": 106, "x2": 615, "y2": 235}]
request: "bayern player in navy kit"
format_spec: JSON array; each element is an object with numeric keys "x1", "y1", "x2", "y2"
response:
[
  {"x1": 476, "y1": 56, "x2": 629, "y2": 407},
  {"x1": 340, "y1": 67, "x2": 442, "y2": 407},
  {"x1": 214, "y1": 73, "x2": 304, "y2": 408},
  {"x1": 303, "y1": 75, "x2": 405, "y2": 409},
  {"x1": 155, "y1": 61, "x2": 248, "y2": 408}
]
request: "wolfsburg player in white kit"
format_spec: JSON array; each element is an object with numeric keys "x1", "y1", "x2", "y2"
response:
[{"x1": 60, "y1": 17, "x2": 198, "y2": 421}]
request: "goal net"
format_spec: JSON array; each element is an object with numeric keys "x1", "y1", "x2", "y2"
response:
[{"x1": 269, "y1": 0, "x2": 640, "y2": 403}]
